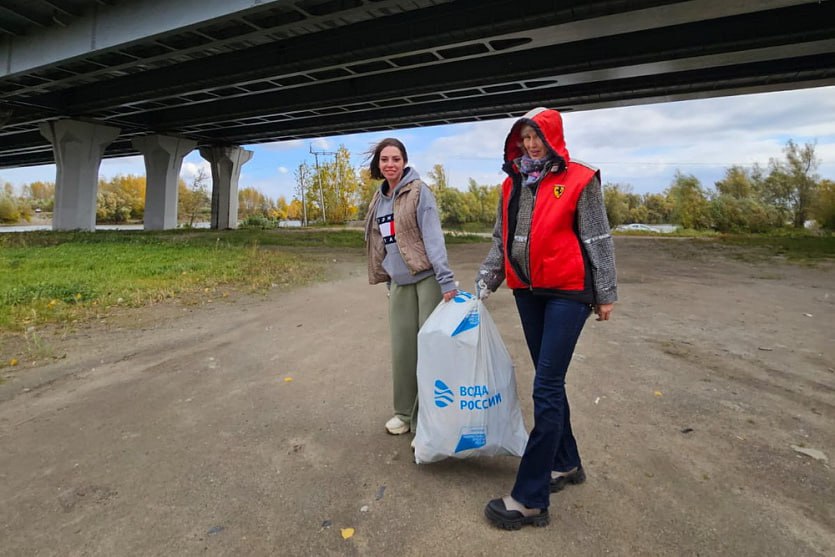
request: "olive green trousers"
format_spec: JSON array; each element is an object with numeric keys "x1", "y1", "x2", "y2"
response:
[{"x1": 389, "y1": 276, "x2": 442, "y2": 425}]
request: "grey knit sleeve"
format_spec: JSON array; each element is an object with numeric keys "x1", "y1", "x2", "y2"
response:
[
  {"x1": 477, "y1": 195, "x2": 505, "y2": 292},
  {"x1": 577, "y1": 174, "x2": 618, "y2": 304},
  {"x1": 417, "y1": 184, "x2": 457, "y2": 293}
]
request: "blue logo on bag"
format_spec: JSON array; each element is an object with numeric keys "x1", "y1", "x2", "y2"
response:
[
  {"x1": 452, "y1": 291, "x2": 474, "y2": 303},
  {"x1": 433, "y1": 380, "x2": 454, "y2": 408},
  {"x1": 451, "y1": 309, "x2": 479, "y2": 336},
  {"x1": 454, "y1": 426, "x2": 487, "y2": 452}
]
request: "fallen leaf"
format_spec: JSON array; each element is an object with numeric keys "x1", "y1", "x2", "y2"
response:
[
  {"x1": 283, "y1": 377, "x2": 293, "y2": 382},
  {"x1": 341, "y1": 528, "x2": 354, "y2": 539},
  {"x1": 10, "y1": 358, "x2": 18, "y2": 366},
  {"x1": 791, "y1": 445, "x2": 828, "y2": 463},
  {"x1": 654, "y1": 391, "x2": 663, "y2": 397}
]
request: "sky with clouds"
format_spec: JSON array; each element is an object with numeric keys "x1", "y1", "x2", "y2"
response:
[{"x1": 2, "y1": 85, "x2": 834, "y2": 202}]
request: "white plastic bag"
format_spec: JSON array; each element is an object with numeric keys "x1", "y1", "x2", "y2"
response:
[{"x1": 413, "y1": 291, "x2": 528, "y2": 463}]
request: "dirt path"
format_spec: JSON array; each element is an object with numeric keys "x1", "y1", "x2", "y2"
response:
[{"x1": 1, "y1": 238, "x2": 833, "y2": 556}]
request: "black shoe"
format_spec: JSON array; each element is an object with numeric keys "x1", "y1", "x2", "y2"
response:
[
  {"x1": 550, "y1": 466, "x2": 586, "y2": 493},
  {"x1": 484, "y1": 498, "x2": 550, "y2": 530}
]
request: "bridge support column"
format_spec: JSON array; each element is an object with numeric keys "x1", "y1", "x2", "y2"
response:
[
  {"x1": 39, "y1": 120, "x2": 121, "y2": 231},
  {"x1": 199, "y1": 145, "x2": 253, "y2": 230},
  {"x1": 132, "y1": 135, "x2": 197, "y2": 230}
]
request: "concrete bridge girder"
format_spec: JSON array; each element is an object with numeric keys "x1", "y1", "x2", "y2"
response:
[
  {"x1": 0, "y1": 2, "x2": 832, "y2": 168},
  {"x1": 0, "y1": 0, "x2": 286, "y2": 78}
]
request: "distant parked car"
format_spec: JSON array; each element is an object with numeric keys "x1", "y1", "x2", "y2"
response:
[{"x1": 615, "y1": 223, "x2": 659, "y2": 232}]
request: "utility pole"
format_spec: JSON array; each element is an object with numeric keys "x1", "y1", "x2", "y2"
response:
[
  {"x1": 298, "y1": 164, "x2": 308, "y2": 227},
  {"x1": 309, "y1": 144, "x2": 338, "y2": 225}
]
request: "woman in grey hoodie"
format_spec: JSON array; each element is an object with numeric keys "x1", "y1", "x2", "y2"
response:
[{"x1": 364, "y1": 138, "x2": 458, "y2": 436}]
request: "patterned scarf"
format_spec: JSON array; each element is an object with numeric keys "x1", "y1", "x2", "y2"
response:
[{"x1": 519, "y1": 155, "x2": 554, "y2": 186}]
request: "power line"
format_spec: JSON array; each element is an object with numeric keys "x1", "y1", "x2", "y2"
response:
[{"x1": 309, "y1": 145, "x2": 337, "y2": 224}]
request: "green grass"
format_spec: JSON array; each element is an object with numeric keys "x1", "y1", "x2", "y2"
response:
[
  {"x1": 0, "y1": 228, "x2": 365, "y2": 249},
  {"x1": 0, "y1": 227, "x2": 489, "y2": 335},
  {"x1": 718, "y1": 232, "x2": 835, "y2": 263},
  {"x1": 445, "y1": 222, "x2": 495, "y2": 234},
  {"x1": 640, "y1": 230, "x2": 835, "y2": 265},
  {"x1": 0, "y1": 229, "x2": 328, "y2": 332}
]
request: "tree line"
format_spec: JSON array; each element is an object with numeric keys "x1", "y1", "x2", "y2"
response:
[
  {"x1": 605, "y1": 140, "x2": 834, "y2": 231},
  {"x1": 2, "y1": 139, "x2": 832, "y2": 231}
]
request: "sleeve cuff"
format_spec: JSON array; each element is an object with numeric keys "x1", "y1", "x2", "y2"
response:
[{"x1": 439, "y1": 280, "x2": 458, "y2": 294}]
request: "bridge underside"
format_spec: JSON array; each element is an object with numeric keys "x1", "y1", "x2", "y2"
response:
[{"x1": 1, "y1": 0, "x2": 834, "y2": 169}]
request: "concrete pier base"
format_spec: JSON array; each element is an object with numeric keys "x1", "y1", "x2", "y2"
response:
[
  {"x1": 39, "y1": 120, "x2": 121, "y2": 231},
  {"x1": 132, "y1": 135, "x2": 197, "y2": 230},
  {"x1": 199, "y1": 146, "x2": 253, "y2": 230}
]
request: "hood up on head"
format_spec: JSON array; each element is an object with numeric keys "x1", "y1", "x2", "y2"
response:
[{"x1": 502, "y1": 107, "x2": 570, "y2": 174}]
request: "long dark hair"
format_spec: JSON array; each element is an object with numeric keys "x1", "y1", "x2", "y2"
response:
[{"x1": 367, "y1": 138, "x2": 408, "y2": 180}]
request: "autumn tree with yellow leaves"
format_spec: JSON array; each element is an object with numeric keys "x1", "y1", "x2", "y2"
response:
[{"x1": 96, "y1": 174, "x2": 146, "y2": 223}]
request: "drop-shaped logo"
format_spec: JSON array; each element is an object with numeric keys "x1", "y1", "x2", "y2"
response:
[
  {"x1": 451, "y1": 309, "x2": 479, "y2": 336},
  {"x1": 433, "y1": 379, "x2": 454, "y2": 408},
  {"x1": 453, "y1": 291, "x2": 474, "y2": 303}
]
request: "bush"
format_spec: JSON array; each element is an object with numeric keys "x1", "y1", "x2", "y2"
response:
[
  {"x1": 812, "y1": 180, "x2": 835, "y2": 230},
  {"x1": 710, "y1": 196, "x2": 785, "y2": 233},
  {"x1": 0, "y1": 195, "x2": 21, "y2": 223},
  {"x1": 239, "y1": 215, "x2": 275, "y2": 230}
]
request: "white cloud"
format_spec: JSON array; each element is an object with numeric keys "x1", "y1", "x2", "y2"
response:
[
  {"x1": 257, "y1": 136, "x2": 333, "y2": 153},
  {"x1": 180, "y1": 160, "x2": 211, "y2": 183},
  {"x1": 0, "y1": 164, "x2": 56, "y2": 187},
  {"x1": 310, "y1": 137, "x2": 331, "y2": 151},
  {"x1": 258, "y1": 139, "x2": 306, "y2": 151},
  {"x1": 426, "y1": 119, "x2": 513, "y2": 161},
  {"x1": 2, "y1": 86, "x2": 832, "y2": 198},
  {"x1": 412, "y1": 86, "x2": 835, "y2": 193},
  {"x1": 99, "y1": 155, "x2": 144, "y2": 177}
]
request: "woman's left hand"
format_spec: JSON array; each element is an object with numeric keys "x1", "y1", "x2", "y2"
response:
[
  {"x1": 594, "y1": 303, "x2": 614, "y2": 321},
  {"x1": 443, "y1": 289, "x2": 458, "y2": 302}
]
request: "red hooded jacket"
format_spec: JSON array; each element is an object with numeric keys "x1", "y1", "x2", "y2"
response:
[{"x1": 501, "y1": 108, "x2": 599, "y2": 298}]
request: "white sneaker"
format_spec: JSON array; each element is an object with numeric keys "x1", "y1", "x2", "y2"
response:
[{"x1": 385, "y1": 416, "x2": 410, "y2": 435}]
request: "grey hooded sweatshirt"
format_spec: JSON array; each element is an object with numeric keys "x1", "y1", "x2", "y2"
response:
[{"x1": 374, "y1": 167, "x2": 456, "y2": 293}]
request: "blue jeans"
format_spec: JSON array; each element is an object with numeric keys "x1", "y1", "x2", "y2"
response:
[{"x1": 510, "y1": 291, "x2": 591, "y2": 509}]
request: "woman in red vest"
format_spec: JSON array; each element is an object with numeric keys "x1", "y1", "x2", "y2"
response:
[{"x1": 476, "y1": 107, "x2": 618, "y2": 529}]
